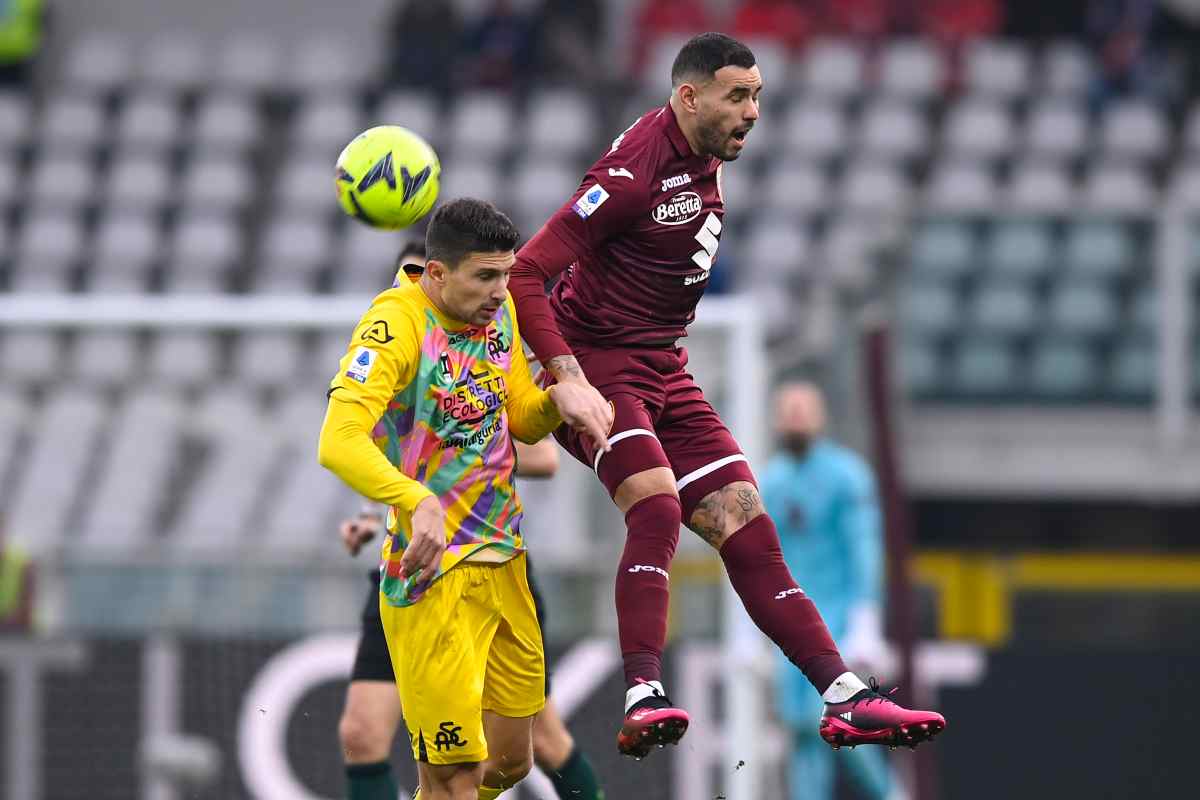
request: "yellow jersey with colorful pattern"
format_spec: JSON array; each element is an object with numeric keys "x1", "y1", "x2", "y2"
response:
[{"x1": 325, "y1": 281, "x2": 561, "y2": 606}]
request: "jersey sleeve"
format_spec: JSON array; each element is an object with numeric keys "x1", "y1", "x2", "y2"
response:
[
  {"x1": 503, "y1": 298, "x2": 563, "y2": 443},
  {"x1": 509, "y1": 139, "x2": 654, "y2": 363},
  {"x1": 318, "y1": 304, "x2": 435, "y2": 516}
]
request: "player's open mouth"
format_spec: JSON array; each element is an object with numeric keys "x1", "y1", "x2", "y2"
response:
[{"x1": 731, "y1": 128, "x2": 751, "y2": 144}]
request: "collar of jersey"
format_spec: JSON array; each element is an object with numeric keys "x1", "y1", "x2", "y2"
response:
[{"x1": 663, "y1": 103, "x2": 695, "y2": 159}]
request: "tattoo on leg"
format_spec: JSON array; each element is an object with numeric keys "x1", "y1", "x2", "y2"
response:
[
  {"x1": 688, "y1": 493, "x2": 727, "y2": 547},
  {"x1": 688, "y1": 483, "x2": 765, "y2": 548}
]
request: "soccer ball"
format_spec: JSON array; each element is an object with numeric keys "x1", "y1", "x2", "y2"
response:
[{"x1": 334, "y1": 125, "x2": 441, "y2": 230}]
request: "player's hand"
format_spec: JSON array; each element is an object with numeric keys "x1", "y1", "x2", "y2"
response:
[
  {"x1": 548, "y1": 381, "x2": 613, "y2": 453},
  {"x1": 338, "y1": 511, "x2": 383, "y2": 556},
  {"x1": 399, "y1": 495, "x2": 445, "y2": 585}
]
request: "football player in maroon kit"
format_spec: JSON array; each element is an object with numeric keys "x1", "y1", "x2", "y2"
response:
[{"x1": 509, "y1": 33, "x2": 946, "y2": 760}]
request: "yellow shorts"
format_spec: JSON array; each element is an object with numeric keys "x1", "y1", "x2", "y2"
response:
[{"x1": 379, "y1": 553, "x2": 545, "y2": 765}]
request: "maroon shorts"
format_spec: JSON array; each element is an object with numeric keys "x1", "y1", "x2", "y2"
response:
[{"x1": 552, "y1": 345, "x2": 756, "y2": 520}]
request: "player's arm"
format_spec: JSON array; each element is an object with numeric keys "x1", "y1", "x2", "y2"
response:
[
  {"x1": 338, "y1": 504, "x2": 384, "y2": 556},
  {"x1": 514, "y1": 439, "x2": 558, "y2": 478}
]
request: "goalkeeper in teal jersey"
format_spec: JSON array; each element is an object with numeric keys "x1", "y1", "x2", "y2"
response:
[{"x1": 763, "y1": 383, "x2": 900, "y2": 800}]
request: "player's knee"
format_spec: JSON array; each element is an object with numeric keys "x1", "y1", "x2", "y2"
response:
[
  {"x1": 613, "y1": 467, "x2": 679, "y2": 514},
  {"x1": 338, "y1": 709, "x2": 391, "y2": 763},
  {"x1": 485, "y1": 747, "x2": 534, "y2": 788}
]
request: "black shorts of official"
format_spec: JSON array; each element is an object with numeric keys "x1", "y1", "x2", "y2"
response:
[{"x1": 350, "y1": 554, "x2": 552, "y2": 695}]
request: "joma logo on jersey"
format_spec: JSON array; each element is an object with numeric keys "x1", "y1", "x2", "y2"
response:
[
  {"x1": 660, "y1": 173, "x2": 692, "y2": 191},
  {"x1": 652, "y1": 191, "x2": 703, "y2": 225}
]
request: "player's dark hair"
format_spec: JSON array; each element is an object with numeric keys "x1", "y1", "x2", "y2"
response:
[
  {"x1": 671, "y1": 33, "x2": 756, "y2": 87},
  {"x1": 396, "y1": 240, "x2": 427, "y2": 276},
  {"x1": 425, "y1": 198, "x2": 520, "y2": 269}
]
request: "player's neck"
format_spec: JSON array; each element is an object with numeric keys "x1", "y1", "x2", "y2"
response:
[
  {"x1": 668, "y1": 95, "x2": 704, "y2": 157},
  {"x1": 417, "y1": 276, "x2": 469, "y2": 329}
]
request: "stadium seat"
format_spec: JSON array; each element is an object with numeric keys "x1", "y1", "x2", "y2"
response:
[
  {"x1": 148, "y1": 332, "x2": 221, "y2": 384},
  {"x1": 925, "y1": 161, "x2": 997, "y2": 213},
  {"x1": 0, "y1": 157, "x2": 15, "y2": 216},
  {"x1": 93, "y1": 211, "x2": 162, "y2": 268},
  {"x1": 948, "y1": 337, "x2": 1021, "y2": 395},
  {"x1": 63, "y1": 32, "x2": 134, "y2": 94},
  {"x1": 969, "y1": 279, "x2": 1038, "y2": 336},
  {"x1": 1063, "y1": 221, "x2": 1134, "y2": 280},
  {"x1": 840, "y1": 161, "x2": 910, "y2": 215},
  {"x1": 162, "y1": 270, "x2": 227, "y2": 294},
  {"x1": 964, "y1": 40, "x2": 1032, "y2": 100},
  {"x1": 0, "y1": 391, "x2": 28, "y2": 499},
  {"x1": 510, "y1": 159, "x2": 579, "y2": 234},
  {"x1": 857, "y1": 101, "x2": 928, "y2": 162},
  {"x1": 1166, "y1": 162, "x2": 1200, "y2": 208},
  {"x1": 719, "y1": 161, "x2": 759, "y2": 213},
  {"x1": 180, "y1": 154, "x2": 254, "y2": 212},
  {"x1": 192, "y1": 93, "x2": 264, "y2": 154},
  {"x1": 170, "y1": 387, "x2": 274, "y2": 553},
  {"x1": 0, "y1": 330, "x2": 63, "y2": 384},
  {"x1": 1045, "y1": 278, "x2": 1119, "y2": 337},
  {"x1": 535, "y1": 94, "x2": 592, "y2": 158},
  {"x1": 232, "y1": 333, "x2": 305, "y2": 387},
  {"x1": 439, "y1": 158, "x2": 504, "y2": 209},
  {"x1": 878, "y1": 40, "x2": 944, "y2": 100},
  {"x1": 313, "y1": 331, "x2": 354, "y2": 378},
  {"x1": 739, "y1": 220, "x2": 810, "y2": 287},
  {"x1": 140, "y1": 33, "x2": 208, "y2": 92},
  {"x1": 943, "y1": 101, "x2": 1014, "y2": 161},
  {"x1": 71, "y1": 331, "x2": 141, "y2": 386},
  {"x1": 738, "y1": 39, "x2": 789, "y2": 90},
  {"x1": 170, "y1": 213, "x2": 242, "y2": 267},
  {"x1": 1108, "y1": 338, "x2": 1156, "y2": 398},
  {"x1": 1006, "y1": 160, "x2": 1075, "y2": 213},
  {"x1": 782, "y1": 101, "x2": 846, "y2": 161},
  {"x1": 288, "y1": 35, "x2": 374, "y2": 94},
  {"x1": 17, "y1": 211, "x2": 86, "y2": 268},
  {"x1": 0, "y1": 91, "x2": 33, "y2": 151},
  {"x1": 29, "y1": 151, "x2": 97, "y2": 212},
  {"x1": 1024, "y1": 102, "x2": 1088, "y2": 161},
  {"x1": 75, "y1": 388, "x2": 185, "y2": 553},
  {"x1": 448, "y1": 91, "x2": 515, "y2": 159},
  {"x1": 800, "y1": 39, "x2": 864, "y2": 99},
  {"x1": 1082, "y1": 162, "x2": 1156, "y2": 215},
  {"x1": 4, "y1": 388, "x2": 108, "y2": 558},
  {"x1": 821, "y1": 220, "x2": 882, "y2": 290},
  {"x1": 899, "y1": 339, "x2": 942, "y2": 395},
  {"x1": 292, "y1": 96, "x2": 365, "y2": 154},
  {"x1": 87, "y1": 267, "x2": 149, "y2": 293},
  {"x1": 105, "y1": 152, "x2": 173, "y2": 211},
  {"x1": 1127, "y1": 281, "x2": 1157, "y2": 334},
  {"x1": 984, "y1": 220, "x2": 1055, "y2": 283},
  {"x1": 114, "y1": 92, "x2": 182, "y2": 153},
  {"x1": 1029, "y1": 338, "x2": 1099, "y2": 397},
  {"x1": 901, "y1": 281, "x2": 959, "y2": 337},
  {"x1": 1100, "y1": 101, "x2": 1169, "y2": 162},
  {"x1": 339, "y1": 223, "x2": 403, "y2": 279},
  {"x1": 214, "y1": 33, "x2": 284, "y2": 92},
  {"x1": 274, "y1": 155, "x2": 337, "y2": 215},
  {"x1": 909, "y1": 220, "x2": 975, "y2": 282},
  {"x1": 762, "y1": 160, "x2": 828, "y2": 215},
  {"x1": 1041, "y1": 41, "x2": 1094, "y2": 97},
  {"x1": 259, "y1": 215, "x2": 333, "y2": 287},
  {"x1": 376, "y1": 91, "x2": 441, "y2": 144},
  {"x1": 39, "y1": 94, "x2": 108, "y2": 152}
]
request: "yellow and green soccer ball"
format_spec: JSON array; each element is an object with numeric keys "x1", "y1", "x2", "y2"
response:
[{"x1": 334, "y1": 125, "x2": 441, "y2": 229}]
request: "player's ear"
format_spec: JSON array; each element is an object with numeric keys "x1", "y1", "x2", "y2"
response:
[
  {"x1": 675, "y1": 81, "x2": 700, "y2": 114},
  {"x1": 425, "y1": 258, "x2": 450, "y2": 284}
]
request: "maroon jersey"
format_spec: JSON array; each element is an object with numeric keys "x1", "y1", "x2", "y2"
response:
[{"x1": 510, "y1": 104, "x2": 725, "y2": 361}]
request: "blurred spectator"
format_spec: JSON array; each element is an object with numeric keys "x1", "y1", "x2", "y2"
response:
[
  {"x1": 631, "y1": 0, "x2": 713, "y2": 74},
  {"x1": 731, "y1": 0, "x2": 814, "y2": 52},
  {"x1": 0, "y1": 514, "x2": 35, "y2": 633},
  {"x1": 534, "y1": 0, "x2": 607, "y2": 88},
  {"x1": 0, "y1": 0, "x2": 46, "y2": 86},
  {"x1": 458, "y1": 0, "x2": 538, "y2": 91},
  {"x1": 383, "y1": 0, "x2": 461, "y2": 95},
  {"x1": 764, "y1": 384, "x2": 896, "y2": 800},
  {"x1": 823, "y1": 0, "x2": 893, "y2": 39},
  {"x1": 1087, "y1": 0, "x2": 1164, "y2": 103},
  {"x1": 914, "y1": 0, "x2": 1003, "y2": 46}
]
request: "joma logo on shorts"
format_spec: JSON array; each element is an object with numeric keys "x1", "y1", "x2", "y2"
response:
[
  {"x1": 433, "y1": 721, "x2": 468, "y2": 751},
  {"x1": 628, "y1": 564, "x2": 669, "y2": 579},
  {"x1": 774, "y1": 587, "x2": 804, "y2": 600}
]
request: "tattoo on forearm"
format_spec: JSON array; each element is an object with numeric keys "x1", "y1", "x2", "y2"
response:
[{"x1": 547, "y1": 355, "x2": 582, "y2": 379}]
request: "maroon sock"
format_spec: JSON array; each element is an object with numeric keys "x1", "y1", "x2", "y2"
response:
[
  {"x1": 719, "y1": 514, "x2": 848, "y2": 694},
  {"x1": 615, "y1": 494, "x2": 681, "y2": 688}
]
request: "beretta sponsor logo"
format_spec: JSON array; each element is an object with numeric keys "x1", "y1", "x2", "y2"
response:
[{"x1": 652, "y1": 191, "x2": 703, "y2": 226}]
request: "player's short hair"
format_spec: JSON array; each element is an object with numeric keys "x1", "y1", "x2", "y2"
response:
[
  {"x1": 396, "y1": 240, "x2": 427, "y2": 277},
  {"x1": 671, "y1": 32, "x2": 756, "y2": 87},
  {"x1": 425, "y1": 198, "x2": 520, "y2": 269}
]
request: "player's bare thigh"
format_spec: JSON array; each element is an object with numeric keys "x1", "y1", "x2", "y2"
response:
[
  {"x1": 339, "y1": 679, "x2": 403, "y2": 764},
  {"x1": 481, "y1": 710, "x2": 535, "y2": 788},
  {"x1": 685, "y1": 480, "x2": 766, "y2": 550},
  {"x1": 612, "y1": 467, "x2": 679, "y2": 513}
]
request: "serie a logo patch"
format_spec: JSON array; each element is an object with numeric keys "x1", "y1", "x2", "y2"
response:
[{"x1": 345, "y1": 346, "x2": 377, "y2": 383}]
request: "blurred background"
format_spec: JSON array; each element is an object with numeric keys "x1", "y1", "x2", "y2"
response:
[{"x1": 2, "y1": 0, "x2": 1199, "y2": 798}]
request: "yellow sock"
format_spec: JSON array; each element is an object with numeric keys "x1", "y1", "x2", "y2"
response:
[{"x1": 477, "y1": 787, "x2": 504, "y2": 800}]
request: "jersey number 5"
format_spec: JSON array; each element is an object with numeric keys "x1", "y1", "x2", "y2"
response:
[{"x1": 691, "y1": 212, "x2": 722, "y2": 273}]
